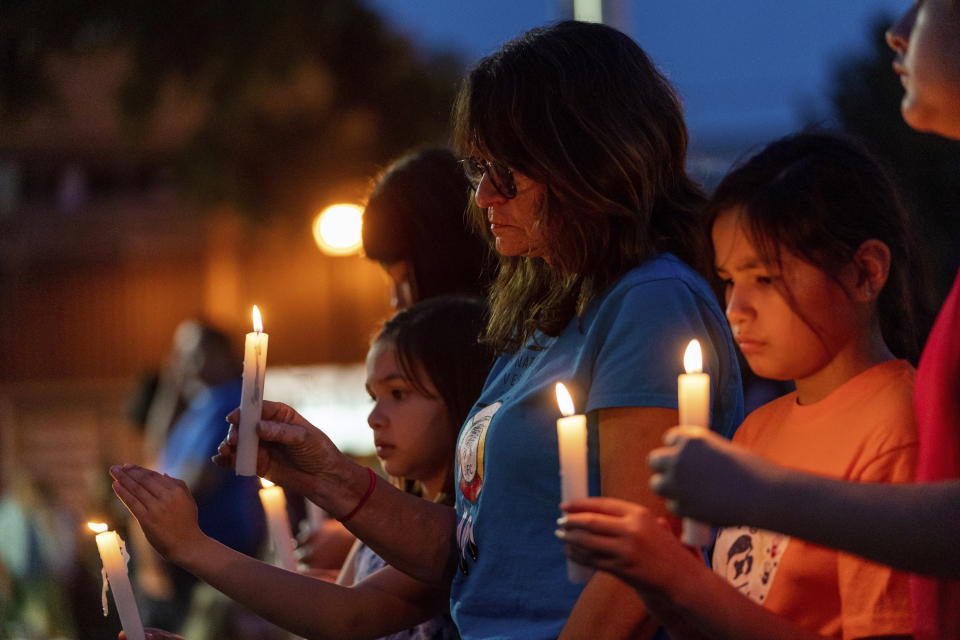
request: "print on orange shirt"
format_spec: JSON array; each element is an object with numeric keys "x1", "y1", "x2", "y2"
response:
[{"x1": 714, "y1": 526, "x2": 790, "y2": 603}]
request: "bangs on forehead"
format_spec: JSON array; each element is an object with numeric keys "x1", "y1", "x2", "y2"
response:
[{"x1": 374, "y1": 334, "x2": 435, "y2": 399}]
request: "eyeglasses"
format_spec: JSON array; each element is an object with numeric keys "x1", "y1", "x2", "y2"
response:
[{"x1": 459, "y1": 157, "x2": 517, "y2": 199}]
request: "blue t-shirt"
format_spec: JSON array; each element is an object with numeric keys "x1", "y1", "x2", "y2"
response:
[
  {"x1": 452, "y1": 254, "x2": 743, "y2": 640},
  {"x1": 160, "y1": 379, "x2": 264, "y2": 555}
]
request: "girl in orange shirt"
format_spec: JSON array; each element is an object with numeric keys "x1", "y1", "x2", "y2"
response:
[{"x1": 558, "y1": 132, "x2": 923, "y2": 640}]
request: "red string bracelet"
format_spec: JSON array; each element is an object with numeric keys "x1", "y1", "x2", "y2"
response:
[{"x1": 339, "y1": 467, "x2": 377, "y2": 524}]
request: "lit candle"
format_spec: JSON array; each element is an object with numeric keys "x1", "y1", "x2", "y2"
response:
[
  {"x1": 677, "y1": 339, "x2": 712, "y2": 546},
  {"x1": 237, "y1": 304, "x2": 269, "y2": 476},
  {"x1": 555, "y1": 382, "x2": 593, "y2": 583},
  {"x1": 87, "y1": 522, "x2": 144, "y2": 640},
  {"x1": 259, "y1": 478, "x2": 298, "y2": 571}
]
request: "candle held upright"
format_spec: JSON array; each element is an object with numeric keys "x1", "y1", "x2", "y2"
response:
[
  {"x1": 259, "y1": 478, "x2": 299, "y2": 571},
  {"x1": 237, "y1": 305, "x2": 269, "y2": 476},
  {"x1": 87, "y1": 522, "x2": 145, "y2": 640},
  {"x1": 555, "y1": 382, "x2": 593, "y2": 583},
  {"x1": 677, "y1": 339, "x2": 713, "y2": 546}
]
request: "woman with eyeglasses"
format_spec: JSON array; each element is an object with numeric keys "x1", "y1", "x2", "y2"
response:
[
  {"x1": 440, "y1": 22, "x2": 741, "y2": 638},
  {"x1": 119, "y1": 21, "x2": 743, "y2": 640}
]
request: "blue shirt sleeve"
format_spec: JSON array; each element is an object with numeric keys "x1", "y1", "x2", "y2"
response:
[{"x1": 584, "y1": 277, "x2": 733, "y2": 422}]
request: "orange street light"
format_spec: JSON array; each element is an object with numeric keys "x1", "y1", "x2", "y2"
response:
[{"x1": 313, "y1": 203, "x2": 363, "y2": 257}]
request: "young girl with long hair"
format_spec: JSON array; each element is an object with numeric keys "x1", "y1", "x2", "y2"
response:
[
  {"x1": 610, "y1": 4, "x2": 960, "y2": 639},
  {"x1": 112, "y1": 296, "x2": 492, "y2": 640},
  {"x1": 559, "y1": 132, "x2": 922, "y2": 639}
]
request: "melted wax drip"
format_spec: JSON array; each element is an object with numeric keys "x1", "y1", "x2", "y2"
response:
[
  {"x1": 100, "y1": 567, "x2": 110, "y2": 616},
  {"x1": 99, "y1": 536, "x2": 132, "y2": 617}
]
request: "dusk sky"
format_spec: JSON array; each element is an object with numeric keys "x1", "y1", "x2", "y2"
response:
[{"x1": 366, "y1": 0, "x2": 906, "y2": 150}]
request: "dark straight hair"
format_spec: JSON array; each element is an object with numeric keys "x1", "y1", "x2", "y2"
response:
[
  {"x1": 374, "y1": 296, "x2": 494, "y2": 500},
  {"x1": 453, "y1": 20, "x2": 708, "y2": 353},
  {"x1": 705, "y1": 132, "x2": 927, "y2": 362},
  {"x1": 362, "y1": 148, "x2": 496, "y2": 302}
]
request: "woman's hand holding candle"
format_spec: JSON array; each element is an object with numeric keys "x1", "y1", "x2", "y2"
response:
[
  {"x1": 109, "y1": 465, "x2": 206, "y2": 566},
  {"x1": 218, "y1": 400, "x2": 366, "y2": 516}
]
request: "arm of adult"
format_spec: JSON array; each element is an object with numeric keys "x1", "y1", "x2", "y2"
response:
[
  {"x1": 111, "y1": 464, "x2": 449, "y2": 640},
  {"x1": 215, "y1": 401, "x2": 457, "y2": 585},
  {"x1": 557, "y1": 406, "x2": 676, "y2": 640},
  {"x1": 559, "y1": 497, "x2": 910, "y2": 640},
  {"x1": 650, "y1": 426, "x2": 960, "y2": 579}
]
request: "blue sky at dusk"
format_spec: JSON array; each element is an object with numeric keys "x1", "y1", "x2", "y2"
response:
[{"x1": 365, "y1": 0, "x2": 906, "y2": 150}]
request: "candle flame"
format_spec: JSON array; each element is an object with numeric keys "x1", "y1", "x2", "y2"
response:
[
  {"x1": 555, "y1": 383, "x2": 575, "y2": 417},
  {"x1": 260, "y1": 477, "x2": 275, "y2": 489},
  {"x1": 683, "y1": 339, "x2": 703, "y2": 374},
  {"x1": 87, "y1": 522, "x2": 108, "y2": 533},
  {"x1": 252, "y1": 305, "x2": 263, "y2": 333}
]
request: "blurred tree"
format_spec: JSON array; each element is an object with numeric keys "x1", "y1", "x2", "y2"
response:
[
  {"x1": 825, "y1": 14, "x2": 960, "y2": 307},
  {"x1": 0, "y1": 0, "x2": 463, "y2": 219}
]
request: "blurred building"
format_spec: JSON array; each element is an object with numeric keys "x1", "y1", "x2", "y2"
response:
[{"x1": 0, "y1": 50, "x2": 392, "y2": 521}]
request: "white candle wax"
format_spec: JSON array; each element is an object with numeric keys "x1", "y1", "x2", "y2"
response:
[
  {"x1": 306, "y1": 501, "x2": 328, "y2": 536},
  {"x1": 555, "y1": 383, "x2": 593, "y2": 583},
  {"x1": 237, "y1": 305, "x2": 269, "y2": 476},
  {"x1": 89, "y1": 524, "x2": 144, "y2": 640},
  {"x1": 677, "y1": 340, "x2": 713, "y2": 547},
  {"x1": 557, "y1": 414, "x2": 589, "y2": 505},
  {"x1": 259, "y1": 479, "x2": 298, "y2": 571}
]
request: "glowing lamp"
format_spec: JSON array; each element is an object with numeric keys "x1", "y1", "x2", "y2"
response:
[{"x1": 313, "y1": 203, "x2": 363, "y2": 256}]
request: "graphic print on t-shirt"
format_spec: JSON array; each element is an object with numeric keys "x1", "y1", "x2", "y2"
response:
[
  {"x1": 713, "y1": 526, "x2": 790, "y2": 603},
  {"x1": 455, "y1": 401, "x2": 501, "y2": 574}
]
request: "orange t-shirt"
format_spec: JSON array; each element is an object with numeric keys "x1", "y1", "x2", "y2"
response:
[{"x1": 713, "y1": 359, "x2": 917, "y2": 639}]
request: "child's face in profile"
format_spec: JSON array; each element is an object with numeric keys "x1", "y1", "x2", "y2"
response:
[
  {"x1": 887, "y1": 0, "x2": 960, "y2": 139},
  {"x1": 364, "y1": 340, "x2": 453, "y2": 497},
  {"x1": 712, "y1": 207, "x2": 860, "y2": 386}
]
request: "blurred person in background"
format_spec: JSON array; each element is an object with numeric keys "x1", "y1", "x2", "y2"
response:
[
  {"x1": 135, "y1": 320, "x2": 264, "y2": 636},
  {"x1": 0, "y1": 474, "x2": 76, "y2": 639}
]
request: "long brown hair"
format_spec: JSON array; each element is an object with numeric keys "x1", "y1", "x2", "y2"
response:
[{"x1": 453, "y1": 21, "x2": 707, "y2": 353}]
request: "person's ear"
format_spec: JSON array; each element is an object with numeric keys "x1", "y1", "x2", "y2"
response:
[{"x1": 849, "y1": 239, "x2": 891, "y2": 303}]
